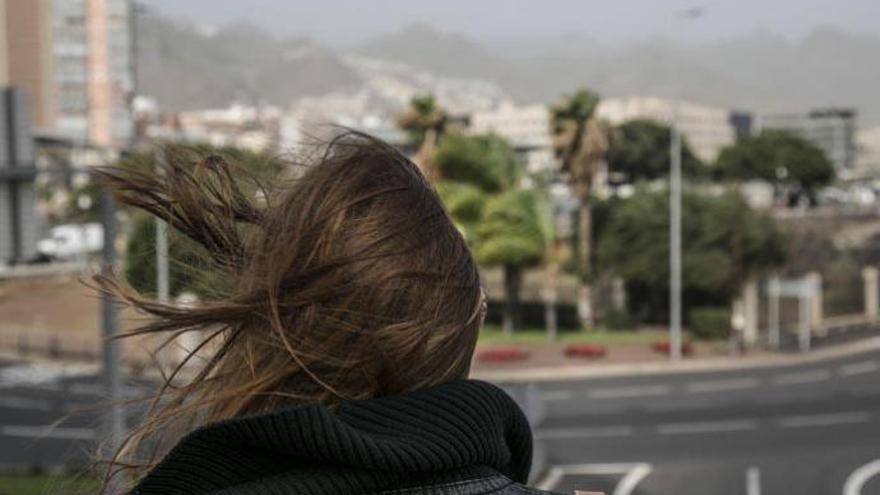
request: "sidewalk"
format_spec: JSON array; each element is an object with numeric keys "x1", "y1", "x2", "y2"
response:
[{"x1": 471, "y1": 335, "x2": 880, "y2": 383}]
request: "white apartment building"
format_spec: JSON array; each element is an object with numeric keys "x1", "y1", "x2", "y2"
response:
[
  {"x1": 468, "y1": 97, "x2": 742, "y2": 175},
  {"x1": 856, "y1": 126, "x2": 880, "y2": 178},
  {"x1": 596, "y1": 96, "x2": 739, "y2": 163},
  {"x1": 758, "y1": 108, "x2": 857, "y2": 176},
  {"x1": 467, "y1": 101, "x2": 555, "y2": 174}
]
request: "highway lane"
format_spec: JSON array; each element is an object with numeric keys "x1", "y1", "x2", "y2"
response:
[
  {"x1": 0, "y1": 360, "x2": 151, "y2": 468},
  {"x1": 531, "y1": 348, "x2": 880, "y2": 495},
  {"x1": 2, "y1": 348, "x2": 880, "y2": 494}
]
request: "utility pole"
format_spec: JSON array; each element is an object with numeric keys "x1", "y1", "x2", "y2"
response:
[
  {"x1": 669, "y1": 104, "x2": 683, "y2": 361},
  {"x1": 128, "y1": 0, "x2": 168, "y2": 303},
  {"x1": 100, "y1": 188, "x2": 125, "y2": 448},
  {"x1": 155, "y1": 146, "x2": 169, "y2": 303},
  {"x1": 668, "y1": 6, "x2": 706, "y2": 362}
]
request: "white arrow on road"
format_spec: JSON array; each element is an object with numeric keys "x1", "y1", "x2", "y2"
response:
[
  {"x1": 536, "y1": 463, "x2": 652, "y2": 495},
  {"x1": 844, "y1": 459, "x2": 880, "y2": 495}
]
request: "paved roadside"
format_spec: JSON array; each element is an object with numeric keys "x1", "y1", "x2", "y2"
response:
[{"x1": 472, "y1": 335, "x2": 880, "y2": 382}]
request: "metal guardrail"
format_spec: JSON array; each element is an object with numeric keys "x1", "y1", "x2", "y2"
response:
[
  {"x1": 0, "y1": 261, "x2": 85, "y2": 279},
  {"x1": 0, "y1": 329, "x2": 100, "y2": 361}
]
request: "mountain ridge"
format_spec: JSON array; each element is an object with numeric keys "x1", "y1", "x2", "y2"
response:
[{"x1": 136, "y1": 18, "x2": 880, "y2": 124}]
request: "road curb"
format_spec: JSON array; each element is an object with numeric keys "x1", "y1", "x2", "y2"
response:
[{"x1": 473, "y1": 336, "x2": 880, "y2": 383}]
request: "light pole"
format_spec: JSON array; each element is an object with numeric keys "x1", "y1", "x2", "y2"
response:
[
  {"x1": 669, "y1": 104, "x2": 683, "y2": 361},
  {"x1": 668, "y1": 6, "x2": 705, "y2": 362},
  {"x1": 127, "y1": 0, "x2": 169, "y2": 303},
  {"x1": 155, "y1": 147, "x2": 169, "y2": 303}
]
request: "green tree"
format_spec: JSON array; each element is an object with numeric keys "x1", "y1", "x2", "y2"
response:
[
  {"x1": 435, "y1": 181, "x2": 486, "y2": 242},
  {"x1": 716, "y1": 130, "x2": 835, "y2": 205},
  {"x1": 608, "y1": 119, "x2": 705, "y2": 183},
  {"x1": 475, "y1": 189, "x2": 549, "y2": 333},
  {"x1": 597, "y1": 188, "x2": 786, "y2": 322},
  {"x1": 550, "y1": 88, "x2": 608, "y2": 328},
  {"x1": 396, "y1": 94, "x2": 447, "y2": 181},
  {"x1": 434, "y1": 133, "x2": 520, "y2": 192},
  {"x1": 434, "y1": 133, "x2": 551, "y2": 333}
]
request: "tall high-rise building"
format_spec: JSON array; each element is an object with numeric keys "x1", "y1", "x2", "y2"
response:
[
  {"x1": 0, "y1": 0, "x2": 55, "y2": 129},
  {"x1": 0, "y1": 1, "x2": 9, "y2": 85},
  {"x1": 54, "y1": 0, "x2": 132, "y2": 147},
  {"x1": 1, "y1": 0, "x2": 132, "y2": 148}
]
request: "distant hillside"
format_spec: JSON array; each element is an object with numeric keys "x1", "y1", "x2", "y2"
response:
[
  {"x1": 136, "y1": 17, "x2": 880, "y2": 125},
  {"x1": 358, "y1": 23, "x2": 880, "y2": 124},
  {"x1": 135, "y1": 17, "x2": 360, "y2": 109}
]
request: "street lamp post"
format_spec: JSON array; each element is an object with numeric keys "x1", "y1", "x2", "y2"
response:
[
  {"x1": 128, "y1": 0, "x2": 169, "y2": 304},
  {"x1": 155, "y1": 146, "x2": 169, "y2": 303},
  {"x1": 669, "y1": 104, "x2": 683, "y2": 361},
  {"x1": 668, "y1": 6, "x2": 705, "y2": 362},
  {"x1": 100, "y1": 189, "x2": 125, "y2": 449}
]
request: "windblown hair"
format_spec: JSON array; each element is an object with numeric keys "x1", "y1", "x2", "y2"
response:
[{"x1": 95, "y1": 133, "x2": 484, "y2": 491}]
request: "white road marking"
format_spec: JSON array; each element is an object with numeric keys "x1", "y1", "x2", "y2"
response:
[
  {"x1": 588, "y1": 384, "x2": 671, "y2": 399},
  {"x1": 615, "y1": 463, "x2": 652, "y2": 495},
  {"x1": 535, "y1": 463, "x2": 652, "y2": 495},
  {"x1": 542, "y1": 390, "x2": 574, "y2": 401},
  {"x1": 645, "y1": 398, "x2": 722, "y2": 413},
  {"x1": 777, "y1": 411, "x2": 871, "y2": 428},
  {"x1": 657, "y1": 419, "x2": 758, "y2": 435},
  {"x1": 536, "y1": 425, "x2": 634, "y2": 439},
  {"x1": 686, "y1": 377, "x2": 759, "y2": 393},
  {"x1": 0, "y1": 396, "x2": 52, "y2": 411},
  {"x1": 535, "y1": 467, "x2": 565, "y2": 491},
  {"x1": 1, "y1": 425, "x2": 96, "y2": 440},
  {"x1": 844, "y1": 458, "x2": 880, "y2": 495},
  {"x1": 840, "y1": 360, "x2": 880, "y2": 377},
  {"x1": 772, "y1": 369, "x2": 831, "y2": 385},
  {"x1": 746, "y1": 466, "x2": 761, "y2": 495}
]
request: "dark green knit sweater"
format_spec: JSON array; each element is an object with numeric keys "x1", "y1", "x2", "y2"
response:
[{"x1": 132, "y1": 380, "x2": 534, "y2": 494}]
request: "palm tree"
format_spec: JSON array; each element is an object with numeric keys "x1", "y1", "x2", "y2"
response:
[
  {"x1": 550, "y1": 88, "x2": 609, "y2": 329},
  {"x1": 535, "y1": 192, "x2": 559, "y2": 341},
  {"x1": 396, "y1": 94, "x2": 447, "y2": 181},
  {"x1": 476, "y1": 189, "x2": 548, "y2": 334},
  {"x1": 433, "y1": 133, "x2": 546, "y2": 335}
]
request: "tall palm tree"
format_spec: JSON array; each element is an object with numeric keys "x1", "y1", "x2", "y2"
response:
[
  {"x1": 476, "y1": 189, "x2": 548, "y2": 334},
  {"x1": 396, "y1": 94, "x2": 447, "y2": 182},
  {"x1": 550, "y1": 88, "x2": 609, "y2": 328}
]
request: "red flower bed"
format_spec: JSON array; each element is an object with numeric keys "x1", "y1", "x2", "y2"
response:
[
  {"x1": 477, "y1": 346, "x2": 530, "y2": 363},
  {"x1": 651, "y1": 339, "x2": 694, "y2": 356},
  {"x1": 564, "y1": 343, "x2": 607, "y2": 359}
]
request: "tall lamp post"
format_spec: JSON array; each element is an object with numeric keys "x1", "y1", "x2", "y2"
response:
[
  {"x1": 126, "y1": 1, "x2": 168, "y2": 304},
  {"x1": 668, "y1": 6, "x2": 706, "y2": 362}
]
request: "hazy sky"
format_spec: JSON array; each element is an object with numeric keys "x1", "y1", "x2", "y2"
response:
[{"x1": 143, "y1": 0, "x2": 880, "y2": 46}]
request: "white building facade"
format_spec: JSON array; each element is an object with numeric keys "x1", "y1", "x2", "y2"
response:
[
  {"x1": 596, "y1": 96, "x2": 739, "y2": 164},
  {"x1": 467, "y1": 101, "x2": 555, "y2": 174}
]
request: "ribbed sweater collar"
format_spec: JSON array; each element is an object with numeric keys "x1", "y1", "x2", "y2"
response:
[{"x1": 132, "y1": 379, "x2": 533, "y2": 494}]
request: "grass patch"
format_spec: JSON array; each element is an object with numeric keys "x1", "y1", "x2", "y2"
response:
[
  {"x1": 479, "y1": 325, "x2": 671, "y2": 345},
  {"x1": 0, "y1": 472, "x2": 100, "y2": 495}
]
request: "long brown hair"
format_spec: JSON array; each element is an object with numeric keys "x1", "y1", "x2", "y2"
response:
[{"x1": 94, "y1": 132, "x2": 484, "y2": 490}]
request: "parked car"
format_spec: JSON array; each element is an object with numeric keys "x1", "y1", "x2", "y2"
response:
[{"x1": 36, "y1": 223, "x2": 104, "y2": 261}]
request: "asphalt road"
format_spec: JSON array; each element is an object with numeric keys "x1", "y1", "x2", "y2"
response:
[
  {"x1": 1, "y1": 349, "x2": 879, "y2": 495},
  {"x1": 530, "y1": 348, "x2": 880, "y2": 495},
  {"x1": 0, "y1": 361, "x2": 150, "y2": 469}
]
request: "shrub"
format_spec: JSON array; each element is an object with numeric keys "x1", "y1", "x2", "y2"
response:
[
  {"x1": 689, "y1": 307, "x2": 732, "y2": 340},
  {"x1": 564, "y1": 343, "x2": 607, "y2": 359},
  {"x1": 477, "y1": 346, "x2": 530, "y2": 363},
  {"x1": 651, "y1": 339, "x2": 694, "y2": 356}
]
